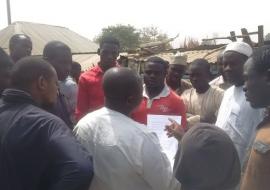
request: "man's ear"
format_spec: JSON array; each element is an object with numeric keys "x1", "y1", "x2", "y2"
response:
[
  {"x1": 164, "y1": 69, "x2": 168, "y2": 77},
  {"x1": 127, "y1": 94, "x2": 142, "y2": 108},
  {"x1": 37, "y1": 75, "x2": 47, "y2": 91},
  {"x1": 127, "y1": 95, "x2": 140, "y2": 109},
  {"x1": 126, "y1": 96, "x2": 133, "y2": 106},
  {"x1": 97, "y1": 48, "x2": 100, "y2": 55}
]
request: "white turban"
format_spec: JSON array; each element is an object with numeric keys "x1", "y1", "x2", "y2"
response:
[{"x1": 224, "y1": 42, "x2": 253, "y2": 57}]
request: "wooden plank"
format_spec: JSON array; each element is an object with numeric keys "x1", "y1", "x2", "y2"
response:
[
  {"x1": 236, "y1": 34, "x2": 254, "y2": 38},
  {"x1": 248, "y1": 32, "x2": 259, "y2": 35},
  {"x1": 203, "y1": 32, "x2": 258, "y2": 41},
  {"x1": 202, "y1": 37, "x2": 231, "y2": 41}
]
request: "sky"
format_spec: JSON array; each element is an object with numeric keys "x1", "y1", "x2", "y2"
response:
[{"x1": 0, "y1": 0, "x2": 270, "y2": 46}]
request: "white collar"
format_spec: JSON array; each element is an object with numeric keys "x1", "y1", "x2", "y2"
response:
[
  {"x1": 143, "y1": 84, "x2": 170, "y2": 100},
  {"x1": 103, "y1": 107, "x2": 128, "y2": 118}
]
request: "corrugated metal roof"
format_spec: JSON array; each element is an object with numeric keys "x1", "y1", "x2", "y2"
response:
[
  {"x1": 133, "y1": 46, "x2": 225, "y2": 64},
  {"x1": 182, "y1": 47, "x2": 225, "y2": 63},
  {"x1": 0, "y1": 21, "x2": 98, "y2": 55}
]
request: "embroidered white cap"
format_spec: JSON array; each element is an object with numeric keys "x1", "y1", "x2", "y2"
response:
[{"x1": 224, "y1": 42, "x2": 253, "y2": 57}]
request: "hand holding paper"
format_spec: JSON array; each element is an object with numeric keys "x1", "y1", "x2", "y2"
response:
[{"x1": 165, "y1": 118, "x2": 185, "y2": 141}]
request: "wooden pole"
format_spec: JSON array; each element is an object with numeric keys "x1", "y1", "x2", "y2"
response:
[
  {"x1": 230, "y1": 31, "x2": 237, "y2": 41},
  {"x1": 258, "y1": 25, "x2": 264, "y2": 46},
  {"x1": 241, "y1": 28, "x2": 253, "y2": 46},
  {"x1": 6, "y1": 0, "x2": 11, "y2": 25}
]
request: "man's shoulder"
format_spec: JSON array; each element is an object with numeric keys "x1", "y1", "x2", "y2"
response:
[
  {"x1": 181, "y1": 79, "x2": 192, "y2": 88},
  {"x1": 256, "y1": 122, "x2": 270, "y2": 140},
  {"x1": 76, "y1": 108, "x2": 108, "y2": 129},
  {"x1": 168, "y1": 89, "x2": 185, "y2": 101},
  {"x1": 4, "y1": 104, "x2": 67, "y2": 133},
  {"x1": 78, "y1": 108, "x2": 140, "y2": 127},
  {"x1": 182, "y1": 87, "x2": 193, "y2": 94},
  {"x1": 209, "y1": 75, "x2": 223, "y2": 85},
  {"x1": 119, "y1": 118, "x2": 160, "y2": 146},
  {"x1": 80, "y1": 66, "x2": 102, "y2": 81},
  {"x1": 75, "y1": 108, "x2": 153, "y2": 141},
  {"x1": 64, "y1": 76, "x2": 77, "y2": 87},
  {"x1": 168, "y1": 89, "x2": 180, "y2": 97},
  {"x1": 222, "y1": 85, "x2": 235, "y2": 97},
  {"x1": 59, "y1": 78, "x2": 77, "y2": 94},
  {"x1": 210, "y1": 86, "x2": 224, "y2": 94},
  {"x1": 180, "y1": 88, "x2": 194, "y2": 99},
  {"x1": 250, "y1": 123, "x2": 270, "y2": 157},
  {"x1": 27, "y1": 105, "x2": 66, "y2": 126},
  {"x1": 79, "y1": 107, "x2": 104, "y2": 120}
]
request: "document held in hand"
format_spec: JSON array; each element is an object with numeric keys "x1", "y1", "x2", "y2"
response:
[{"x1": 147, "y1": 114, "x2": 181, "y2": 166}]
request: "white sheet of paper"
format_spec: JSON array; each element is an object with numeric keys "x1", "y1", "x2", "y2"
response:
[{"x1": 147, "y1": 114, "x2": 181, "y2": 166}]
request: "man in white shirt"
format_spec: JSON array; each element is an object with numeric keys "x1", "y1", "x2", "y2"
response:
[
  {"x1": 216, "y1": 42, "x2": 264, "y2": 167},
  {"x1": 210, "y1": 52, "x2": 232, "y2": 90},
  {"x1": 74, "y1": 67, "x2": 180, "y2": 190}
]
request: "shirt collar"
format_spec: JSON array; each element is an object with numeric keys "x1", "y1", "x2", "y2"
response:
[
  {"x1": 94, "y1": 64, "x2": 105, "y2": 76},
  {"x1": 143, "y1": 84, "x2": 170, "y2": 100},
  {"x1": 96, "y1": 61, "x2": 118, "y2": 75},
  {"x1": 2, "y1": 88, "x2": 36, "y2": 105}
]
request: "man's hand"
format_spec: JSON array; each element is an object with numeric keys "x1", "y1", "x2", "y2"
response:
[{"x1": 165, "y1": 118, "x2": 185, "y2": 141}]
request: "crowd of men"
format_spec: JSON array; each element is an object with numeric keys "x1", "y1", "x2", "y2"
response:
[{"x1": 0, "y1": 33, "x2": 270, "y2": 190}]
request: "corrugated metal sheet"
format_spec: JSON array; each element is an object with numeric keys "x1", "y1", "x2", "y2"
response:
[{"x1": 0, "y1": 21, "x2": 98, "y2": 55}]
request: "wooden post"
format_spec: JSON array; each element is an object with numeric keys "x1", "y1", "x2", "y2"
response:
[
  {"x1": 6, "y1": 0, "x2": 11, "y2": 25},
  {"x1": 241, "y1": 28, "x2": 253, "y2": 46},
  {"x1": 258, "y1": 25, "x2": 264, "y2": 46},
  {"x1": 230, "y1": 31, "x2": 237, "y2": 41}
]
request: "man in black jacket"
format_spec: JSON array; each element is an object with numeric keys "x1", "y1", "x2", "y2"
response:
[{"x1": 0, "y1": 56, "x2": 93, "y2": 190}]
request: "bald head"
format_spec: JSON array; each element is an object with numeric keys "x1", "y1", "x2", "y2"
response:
[
  {"x1": 11, "y1": 56, "x2": 58, "y2": 108},
  {"x1": 43, "y1": 41, "x2": 71, "y2": 60},
  {"x1": 43, "y1": 41, "x2": 72, "y2": 81},
  {"x1": 11, "y1": 56, "x2": 55, "y2": 90},
  {"x1": 9, "y1": 34, "x2": 32, "y2": 63},
  {"x1": 103, "y1": 67, "x2": 143, "y2": 115}
]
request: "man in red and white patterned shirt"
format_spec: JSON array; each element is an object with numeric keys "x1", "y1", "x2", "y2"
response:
[{"x1": 132, "y1": 56, "x2": 187, "y2": 129}]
